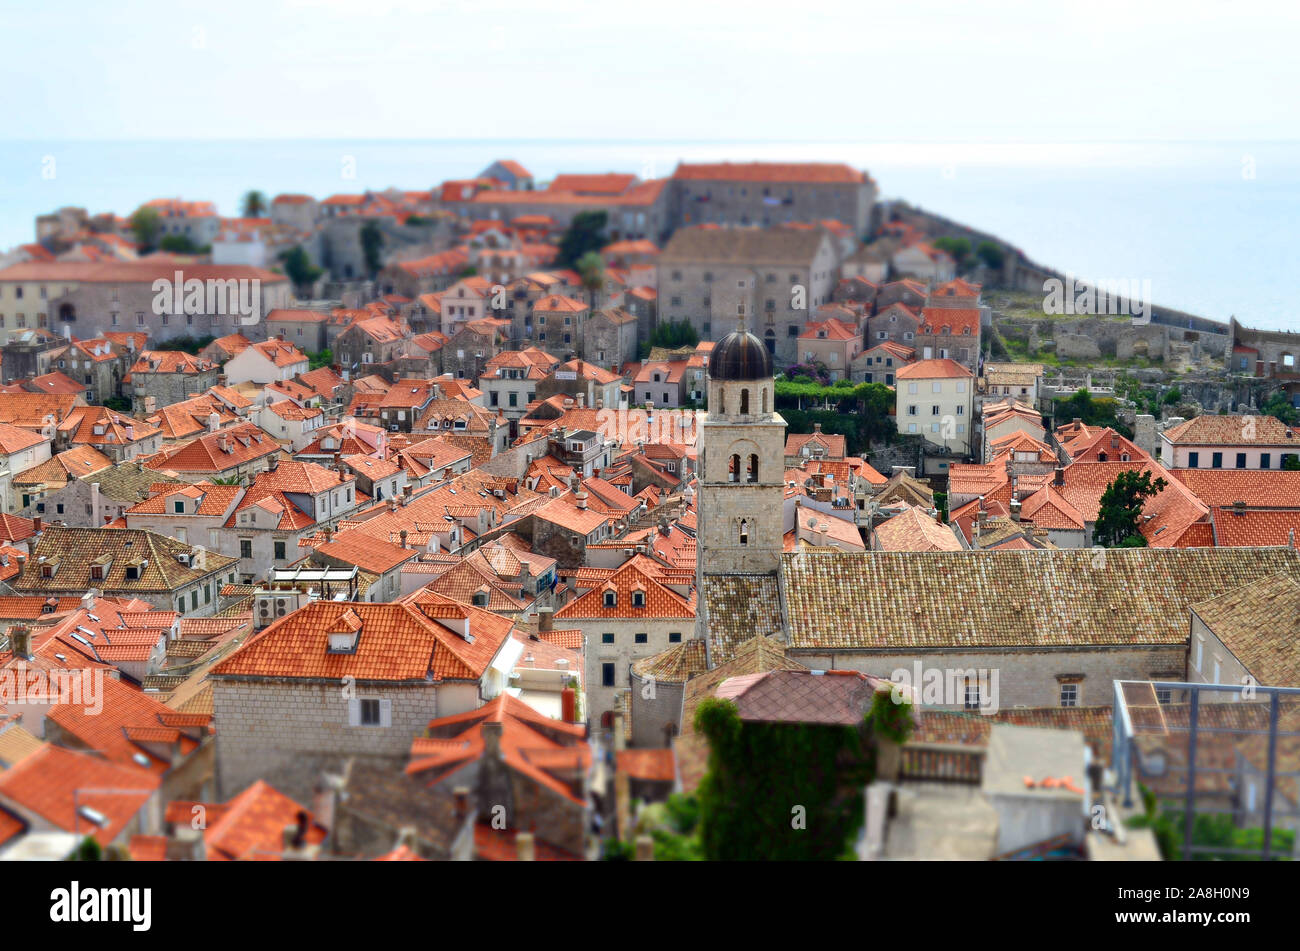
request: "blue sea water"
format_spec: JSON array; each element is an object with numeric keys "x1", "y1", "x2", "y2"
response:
[{"x1": 1, "y1": 139, "x2": 1297, "y2": 329}]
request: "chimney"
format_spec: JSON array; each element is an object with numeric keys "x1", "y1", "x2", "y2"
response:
[
  {"x1": 515, "y1": 832, "x2": 536, "y2": 862},
  {"x1": 482, "y1": 720, "x2": 503, "y2": 757},
  {"x1": 538, "y1": 607, "x2": 553, "y2": 632},
  {"x1": 282, "y1": 810, "x2": 309, "y2": 853},
  {"x1": 612, "y1": 712, "x2": 626, "y2": 752},
  {"x1": 575, "y1": 492, "x2": 588, "y2": 510},
  {"x1": 1009, "y1": 498, "x2": 1022, "y2": 522},
  {"x1": 452, "y1": 786, "x2": 471, "y2": 823},
  {"x1": 32, "y1": 516, "x2": 41, "y2": 534},
  {"x1": 1232, "y1": 499, "x2": 1246, "y2": 515},
  {"x1": 9, "y1": 625, "x2": 31, "y2": 660},
  {"x1": 561, "y1": 686, "x2": 576, "y2": 723},
  {"x1": 208, "y1": 411, "x2": 221, "y2": 433},
  {"x1": 81, "y1": 589, "x2": 95, "y2": 612},
  {"x1": 813, "y1": 422, "x2": 822, "y2": 434},
  {"x1": 1053, "y1": 466, "x2": 1065, "y2": 487},
  {"x1": 399, "y1": 529, "x2": 408, "y2": 548}
]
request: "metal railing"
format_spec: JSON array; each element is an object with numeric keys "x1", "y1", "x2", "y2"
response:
[{"x1": 1111, "y1": 680, "x2": 1300, "y2": 860}]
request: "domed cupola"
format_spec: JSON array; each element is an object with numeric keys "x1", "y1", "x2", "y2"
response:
[{"x1": 708, "y1": 325, "x2": 772, "y2": 381}]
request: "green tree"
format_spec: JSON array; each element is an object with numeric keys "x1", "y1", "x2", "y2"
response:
[
  {"x1": 360, "y1": 222, "x2": 385, "y2": 278},
  {"x1": 557, "y1": 211, "x2": 608, "y2": 268},
  {"x1": 1092, "y1": 469, "x2": 1168, "y2": 548},
  {"x1": 155, "y1": 334, "x2": 215, "y2": 355},
  {"x1": 933, "y1": 236, "x2": 972, "y2": 268},
  {"x1": 1262, "y1": 391, "x2": 1298, "y2": 426},
  {"x1": 307, "y1": 349, "x2": 333, "y2": 370},
  {"x1": 640, "y1": 320, "x2": 700, "y2": 358},
  {"x1": 975, "y1": 240, "x2": 1005, "y2": 270},
  {"x1": 241, "y1": 190, "x2": 267, "y2": 218},
  {"x1": 576, "y1": 250, "x2": 606, "y2": 308},
  {"x1": 71, "y1": 835, "x2": 103, "y2": 861},
  {"x1": 1284, "y1": 454, "x2": 1300, "y2": 471},
  {"x1": 1055, "y1": 388, "x2": 1129, "y2": 435},
  {"x1": 280, "y1": 245, "x2": 323, "y2": 293},
  {"x1": 130, "y1": 207, "x2": 162, "y2": 253},
  {"x1": 159, "y1": 234, "x2": 203, "y2": 254},
  {"x1": 694, "y1": 697, "x2": 872, "y2": 861}
]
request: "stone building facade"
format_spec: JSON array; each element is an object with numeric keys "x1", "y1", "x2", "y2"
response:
[
  {"x1": 0, "y1": 261, "x2": 292, "y2": 346},
  {"x1": 657, "y1": 228, "x2": 836, "y2": 367},
  {"x1": 211, "y1": 679, "x2": 465, "y2": 800},
  {"x1": 668, "y1": 162, "x2": 877, "y2": 237}
]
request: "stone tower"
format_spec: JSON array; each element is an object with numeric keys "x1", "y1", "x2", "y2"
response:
[{"x1": 695, "y1": 323, "x2": 786, "y2": 582}]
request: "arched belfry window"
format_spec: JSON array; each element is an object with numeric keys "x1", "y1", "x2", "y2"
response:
[
  {"x1": 739, "y1": 519, "x2": 749, "y2": 546},
  {"x1": 728, "y1": 453, "x2": 740, "y2": 483},
  {"x1": 740, "y1": 389, "x2": 750, "y2": 414},
  {"x1": 747, "y1": 454, "x2": 759, "y2": 483}
]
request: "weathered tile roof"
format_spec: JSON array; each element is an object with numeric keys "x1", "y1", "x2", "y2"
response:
[
  {"x1": 1190, "y1": 573, "x2": 1300, "y2": 687},
  {"x1": 12, "y1": 445, "x2": 113, "y2": 486},
  {"x1": 700, "y1": 574, "x2": 783, "y2": 665},
  {"x1": 1164, "y1": 414, "x2": 1299, "y2": 446},
  {"x1": 873, "y1": 504, "x2": 964, "y2": 552},
  {"x1": 12, "y1": 526, "x2": 235, "y2": 595},
  {"x1": 630, "y1": 638, "x2": 708, "y2": 683},
  {"x1": 912, "y1": 706, "x2": 1114, "y2": 765},
  {"x1": 715, "y1": 668, "x2": 886, "y2": 725},
  {"x1": 779, "y1": 547, "x2": 1300, "y2": 651}
]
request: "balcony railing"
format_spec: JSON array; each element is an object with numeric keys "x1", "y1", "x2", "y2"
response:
[{"x1": 899, "y1": 742, "x2": 984, "y2": 784}]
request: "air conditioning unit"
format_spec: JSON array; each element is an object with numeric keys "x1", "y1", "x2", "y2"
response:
[{"x1": 254, "y1": 591, "x2": 302, "y2": 629}]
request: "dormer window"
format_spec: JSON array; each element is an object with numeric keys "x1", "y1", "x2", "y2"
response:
[
  {"x1": 632, "y1": 590, "x2": 645, "y2": 608},
  {"x1": 603, "y1": 590, "x2": 617, "y2": 608}
]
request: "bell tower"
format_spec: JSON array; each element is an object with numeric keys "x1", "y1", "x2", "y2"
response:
[{"x1": 695, "y1": 321, "x2": 786, "y2": 580}]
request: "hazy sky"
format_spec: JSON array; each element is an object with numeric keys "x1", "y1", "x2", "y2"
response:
[{"x1": 5, "y1": 0, "x2": 1299, "y2": 142}]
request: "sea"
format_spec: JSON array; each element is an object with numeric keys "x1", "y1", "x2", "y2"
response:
[{"x1": 1, "y1": 139, "x2": 1297, "y2": 330}]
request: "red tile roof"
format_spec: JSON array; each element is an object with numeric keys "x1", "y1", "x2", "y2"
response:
[
  {"x1": 0, "y1": 744, "x2": 159, "y2": 845},
  {"x1": 895, "y1": 357, "x2": 972, "y2": 380},
  {"x1": 409, "y1": 693, "x2": 589, "y2": 807},
  {"x1": 148, "y1": 421, "x2": 279, "y2": 474},
  {"x1": 556, "y1": 561, "x2": 694, "y2": 620},
  {"x1": 166, "y1": 780, "x2": 326, "y2": 861},
  {"x1": 212, "y1": 597, "x2": 512, "y2": 683}
]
